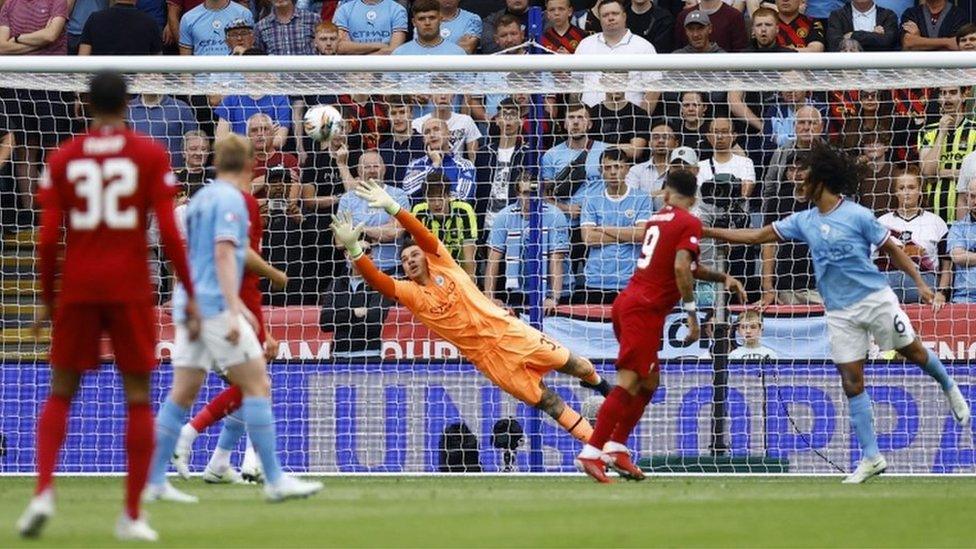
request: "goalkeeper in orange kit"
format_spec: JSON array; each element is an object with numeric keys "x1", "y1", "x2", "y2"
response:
[{"x1": 332, "y1": 180, "x2": 610, "y2": 443}]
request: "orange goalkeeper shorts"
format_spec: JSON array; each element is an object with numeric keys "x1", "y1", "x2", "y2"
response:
[{"x1": 471, "y1": 321, "x2": 571, "y2": 406}]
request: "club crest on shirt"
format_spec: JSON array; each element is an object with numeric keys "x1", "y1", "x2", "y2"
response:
[
  {"x1": 625, "y1": 209, "x2": 636, "y2": 219},
  {"x1": 441, "y1": 28, "x2": 451, "y2": 38},
  {"x1": 366, "y1": 10, "x2": 377, "y2": 22},
  {"x1": 820, "y1": 223, "x2": 831, "y2": 238},
  {"x1": 212, "y1": 20, "x2": 222, "y2": 30},
  {"x1": 690, "y1": 236, "x2": 698, "y2": 244},
  {"x1": 435, "y1": 275, "x2": 445, "y2": 286}
]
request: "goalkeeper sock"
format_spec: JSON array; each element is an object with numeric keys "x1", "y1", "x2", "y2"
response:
[
  {"x1": 586, "y1": 386, "x2": 633, "y2": 452},
  {"x1": 125, "y1": 403, "x2": 153, "y2": 520},
  {"x1": 35, "y1": 394, "x2": 71, "y2": 495},
  {"x1": 241, "y1": 397, "x2": 283, "y2": 485},
  {"x1": 190, "y1": 385, "x2": 243, "y2": 432},
  {"x1": 149, "y1": 399, "x2": 188, "y2": 486},
  {"x1": 210, "y1": 411, "x2": 247, "y2": 472},
  {"x1": 920, "y1": 348, "x2": 954, "y2": 391},
  {"x1": 609, "y1": 388, "x2": 653, "y2": 445},
  {"x1": 556, "y1": 407, "x2": 593, "y2": 443},
  {"x1": 848, "y1": 392, "x2": 880, "y2": 460}
]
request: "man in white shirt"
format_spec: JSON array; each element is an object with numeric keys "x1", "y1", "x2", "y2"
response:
[
  {"x1": 698, "y1": 117, "x2": 756, "y2": 201},
  {"x1": 574, "y1": 0, "x2": 657, "y2": 109},
  {"x1": 412, "y1": 91, "x2": 481, "y2": 162}
]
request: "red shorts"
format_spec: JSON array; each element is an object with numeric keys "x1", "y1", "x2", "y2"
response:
[
  {"x1": 50, "y1": 302, "x2": 157, "y2": 374},
  {"x1": 611, "y1": 291, "x2": 667, "y2": 377}
]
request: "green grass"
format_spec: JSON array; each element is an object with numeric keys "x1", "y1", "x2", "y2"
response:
[{"x1": 1, "y1": 476, "x2": 974, "y2": 548}]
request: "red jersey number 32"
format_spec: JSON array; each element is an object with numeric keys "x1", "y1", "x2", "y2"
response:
[{"x1": 67, "y1": 158, "x2": 138, "y2": 230}]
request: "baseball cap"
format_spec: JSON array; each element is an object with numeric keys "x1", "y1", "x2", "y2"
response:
[
  {"x1": 684, "y1": 10, "x2": 710, "y2": 27},
  {"x1": 225, "y1": 18, "x2": 253, "y2": 33},
  {"x1": 669, "y1": 146, "x2": 699, "y2": 166}
]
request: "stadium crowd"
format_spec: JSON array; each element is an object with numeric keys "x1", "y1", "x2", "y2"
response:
[{"x1": 2, "y1": 0, "x2": 976, "y2": 326}]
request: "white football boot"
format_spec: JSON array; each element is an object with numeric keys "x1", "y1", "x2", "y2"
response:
[
  {"x1": 16, "y1": 488, "x2": 54, "y2": 538},
  {"x1": 202, "y1": 465, "x2": 245, "y2": 484},
  {"x1": 142, "y1": 481, "x2": 199, "y2": 504},
  {"x1": 264, "y1": 475, "x2": 323, "y2": 503},
  {"x1": 843, "y1": 454, "x2": 887, "y2": 484},
  {"x1": 945, "y1": 384, "x2": 971, "y2": 427},
  {"x1": 114, "y1": 512, "x2": 159, "y2": 542}
]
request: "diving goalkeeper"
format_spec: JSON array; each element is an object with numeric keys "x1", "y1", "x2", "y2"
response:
[{"x1": 332, "y1": 180, "x2": 610, "y2": 443}]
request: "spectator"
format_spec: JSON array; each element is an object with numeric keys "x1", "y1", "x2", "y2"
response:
[
  {"x1": 803, "y1": 0, "x2": 845, "y2": 22},
  {"x1": 253, "y1": 0, "x2": 319, "y2": 55},
  {"x1": 878, "y1": 170, "x2": 951, "y2": 305},
  {"x1": 577, "y1": 0, "x2": 656, "y2": 109},
  {"x1": 466, "y1": 15, "x2": 532, "y2": 124},
  {"x1": 699, "y1": 117, "x2": 756, "y2": 201},
  {"x1": 742, "y1": 7, "x2": 793, "y2": 52},
  {"x1": 248, "y1": 112, "x2": 302, "y2": 203},
  {"x1": 379, "y1": 95, "x2": 424, "y2": 185},
  {"x1": 590, "y1": 88, "x2": 651, "y2": 161},
  {"x1": 825, "y1": 0, "x2": 899, "y2": 51},
  {"x1": 902, "y1": 0, "x2": 968, "y2": 51},
  {"x1": 483, "y1": 0, "x2": 530, "y2": 53},
  {"x1": 728, "y1": 310, "x2": 779, "y2": 360},
  {"x1": 411, "y1": 171, "x2": 479, "y2": 276},
  {"x1": 542, "y1": 0, "x2": 586, "y2": 53},
  {"x1": 626, "y1": 0, "x2": 674, "y2": 53},
  {"x1": 856, "y1": 132, "x2": 896, "y2": 216},
  {"x1": 763, "y1": 90, "x2": 825, "y2": 151},
  {"x1": 918, "y1": 86, "x2": 976, "y2": 223},
  {"x1": 541, "y1": 103, "x2": 609, "y2": 219},
  {"x1": 759, "y1": 108, "x2": 825, "y2": 307},
  {"x1": 486, "y1": 174, "x2": 572, "y2": 314},
  {"x1": 67, "y1": 0, "x2": 108, "y2": 54},
  {"x1": 393, "y1": 0, "x2": 467, "y2": 54},
  {"x1": 319, "y1": 241, "x2": 394, "y2": 360},
  {"x1": 574, "y1": 0, "x2": 605, "y2": 34},
  {"x1": 224, "y1": 16, "x2": 255, "y2": 53},
  {"x1": 338, "y1": 151, "x2": 411, "y2": 274},
  {"x1": 136, "y1": 0, "x2": 168, "y2": 35},
  {"x1": 675, "y1": 0, "x2": 748, "y2": 52},
  {"x1": 127, "y1": 94, "x2": 199, "y2": 170},
  {"x1": 461, "y1": 0, "x2": 507, "y2": 19},
  {"x1": 773, "y1": 0, "x2": 826, "y2": 51},
  {"x1": 0, "y1": 0, "x2": 69, "y2": 55},
  {"x1": 436, "y1": 0, "x2": 481, "y2": 54},
  {"x1": 626, "y1": 122, "x2": 678, "y2": 207},
  {"x1": 178, "y1": 0, "x2": 253, "y2": 55},
  {"x1": 833, "y1": 89, "x2": 892, "y2": 154},
  {"x1": 166, "y1": 0, "x2": 201, "y2": 53},
  {"x1": 174, "y1": 130, "x2": 215, "y2": 198},
  {"x1": 949, "y1": 178, "x2": 976, "y2": 302},
  {"x1": 412, "y1": 92, "x2": 481, "y2": 162},
  {"x1": 477, "y1": 98, "x2": 530, "y2": 224},
  {"x1": 578, "y1": 149, "x2": 653, "y2": 304},
  {"x1": 334, "y1": 0, "x2": 408, "y2": 54},
  {"x1": 335, "y1": 91, "x2": 390, "y2": 159},
  {"x1": 313, "y1": 19, "x2": 339, "y2": 54},
  {"x1": 674, "y1": 10, "x2": 725, "y2": 53},
  {"x1": 215, "y1": 92, "x2": 292, "y2": 147},
  {"x1": 677, "y1": 91, "x2": 710, "y2": 154},
  {"x1": 957, "y1": 22, "x2": 976, "y2": 49},
  {"x1": 402, "y1": 118, "x2": 477, "y2": 202}
]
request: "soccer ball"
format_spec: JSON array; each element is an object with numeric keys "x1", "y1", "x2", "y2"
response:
[{"x1": 303, "y1": 104, "x2": 343, "y2": 145}]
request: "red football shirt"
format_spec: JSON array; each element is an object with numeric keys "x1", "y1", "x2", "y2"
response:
[
  {"x1": 39, "y1": 126, "x2": 185, "y2": 305},
  {"x1": 240, "y1": 191, "x2": 266, "y2": 343},
  {"x1": 626, "y1": 205, "x2": 702, "y2": 312}
]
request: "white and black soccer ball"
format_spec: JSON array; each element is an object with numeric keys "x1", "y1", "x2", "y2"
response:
[{"x1": 303, "y1": 104, "x2": 344, "y2": 145}]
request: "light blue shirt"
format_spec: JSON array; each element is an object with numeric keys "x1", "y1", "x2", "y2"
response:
[
  {"x1": 804, "y1": 0, "x2": 846, "y2": 19},
  {"x1": 67, "y1": 0, "x2": 108, "y2": 36},
  {"x1": 179, "y1": 1, "x2": 253, "y2": 55},
  {"x1": 214, "y1": 95, "x2": 292, "y2": 135},
  {"x1": 488, "y1": 202, "x2": 572, "y2": 297},
  {"x1": 876, "y1": 0, "x2": 914, "y2": 19},
  {"x1": 947, "y1": 214, "x2": 976, "y2": 303},
  {"x1": 392, "y1": 38, "x2": 467, "y2": 55},
  {"x1": 415, "y1": 9, "x2": 481, "y2": 45},
  {"x1": 174, "y1": 180, "x2": 249, "y2": 321},
  {"x1": 773, "y1": 199, "x2": 890, "y2": 311},
  {"x1": 541, "y1": 140, "x2": 608, "y2": 184},
  {"x1": 334, "y1": 0, "x2": 408, "y2": 44},
  {"x1": 126, "y1": 96, "x2": 198, "y2": 169},
  {"x1": 580, "y1": 184, "x2": 653, "y2": 290},
  {"x1": 337, "y1": 185, "x2": 410, "y2": 272}
]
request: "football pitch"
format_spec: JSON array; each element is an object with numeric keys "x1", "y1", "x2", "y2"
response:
[{"x1": 1, "y1": 476, "x2": 974, "y2": 547}]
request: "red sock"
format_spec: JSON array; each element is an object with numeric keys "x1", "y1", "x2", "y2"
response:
[
  {"x1": 587, "y1": 387, "x2": 632, "y2": 451},
  {"x1": 189, "y1": 386, "x2": 243, "y2": 432},
  {"x1": 35, "y1": 395, "x2": 71, "y2": 495},
  {"x1": 610, "y1": 389, "x2": 654, "y2": 445},
  {"x1": 125, "y1": 403, "x2": 154, "y2": 520}
]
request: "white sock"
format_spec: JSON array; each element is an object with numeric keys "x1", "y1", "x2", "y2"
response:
[
  {"x1": 176, "y1": 424, "x2": 199, "y2": 453},
  {"x1": 242, "y1": 438, "x2": 263, "y2": 472},
  {"x1": 579, "y1": 444, "x2": 602, "y2": 459},
  {"x1": 208, "y1": 447, "x2": 232, "y2": 473}
]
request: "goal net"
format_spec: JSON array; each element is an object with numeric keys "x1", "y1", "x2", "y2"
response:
[{"x1": 0, "y1": 53, "x2": 974, "y2": 475}]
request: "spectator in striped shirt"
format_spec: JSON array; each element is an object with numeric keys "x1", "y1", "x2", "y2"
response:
[
  {"x1": 542, "y1": 0, "x2": 586, "y2": 53},
  {"x1": 254, "y1": 0, "x2": 320, "y2": 55},
  {"x1": 411, "y1": 172, "x2": 479, "y2": 277}
]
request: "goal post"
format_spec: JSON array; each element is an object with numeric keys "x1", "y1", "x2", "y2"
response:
[{"x1": 0, "y1": 53, "x2": 975, "y2": 475}]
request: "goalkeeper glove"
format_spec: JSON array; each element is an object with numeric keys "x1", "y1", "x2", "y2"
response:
[
  {"x1": 330, "y1": 211, "x2": 366, "y2": 258},
  {"x1": 354, "y1": 178, "x2": 401, "y2": 215}
]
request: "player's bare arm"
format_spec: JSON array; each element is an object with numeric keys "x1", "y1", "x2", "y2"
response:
[
  {"x1": 694, "y1": 263, "x2": 748, "y2": 304},
  {"x1": 245, "y1": 248, "x2": 287, "y2": 290},
  {"x1": 880, "y1": 236, "x2": 936, "y2": 305},
  {"x1": 675, "y1": 250, "x2": 700, "y2": 345},
  {"x1": 704, "y1": 224, "x2": 780, "y2": 246}
]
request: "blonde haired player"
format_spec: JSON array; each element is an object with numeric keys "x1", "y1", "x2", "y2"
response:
[
  {"x1": 728, "y1": 310, "x2": 778, "y2": 361},
  {"x1": 332, "y1": 180, "x2": 611, "y2": 444}
]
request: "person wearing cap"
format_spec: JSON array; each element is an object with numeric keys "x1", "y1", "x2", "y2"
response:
[
  {"x1": 178, "y1": 0, "x2": 253, "y2": 56},
  {"x1": 674, "y1": 10, "x2": 725, "y2": 53},
  {"x1": 254, "y1": 0, "x2": 320, "y2": 56},
  {"x1": 225, "y1": 17, "x2": 255, "y2": 55},
  {"x1": 78, "y1": 0, "x2": 162, "y2": 55},
  {"x1": 675, "y1": 0, "x2": 747, "y2": 52}
]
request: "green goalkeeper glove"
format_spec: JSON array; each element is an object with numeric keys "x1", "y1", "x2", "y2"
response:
[
  {"x1": 330, "y1": 211, "x2": 365, "y2": 258},
  {"x1": 354, "y1": 178, "x2": 401, "y2": 215}
]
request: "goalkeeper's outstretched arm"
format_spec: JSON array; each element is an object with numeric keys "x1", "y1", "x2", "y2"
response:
[
  {"x1": 354, "y1": 179, "x2": 440, "y2": 254},
  {"x1": 331, "y1": 210, "x2": 397, "y2": 300}
]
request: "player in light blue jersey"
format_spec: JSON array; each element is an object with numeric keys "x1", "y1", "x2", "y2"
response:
[
  {"x1": 706, "y1": 142, "x2": 971, "y2": 483},
  {"x1": 145, "y1": 135, "x2": 322, "y2": 503}
]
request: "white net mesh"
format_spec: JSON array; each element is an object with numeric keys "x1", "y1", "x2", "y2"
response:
[{"x1": 1, "y1": 56, "x2": 975, "y2": 474}]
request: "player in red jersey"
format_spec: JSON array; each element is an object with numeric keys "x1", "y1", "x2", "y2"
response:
[
  {"x1": 17, "y1": 72, "x2": 201, "y2": 541},
  {"x1": 575, "y1": 170, "x2": 746, "y2": 483},
  {"x1": 169, "y1": 173, "x2": 287, "y2": 484}
]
